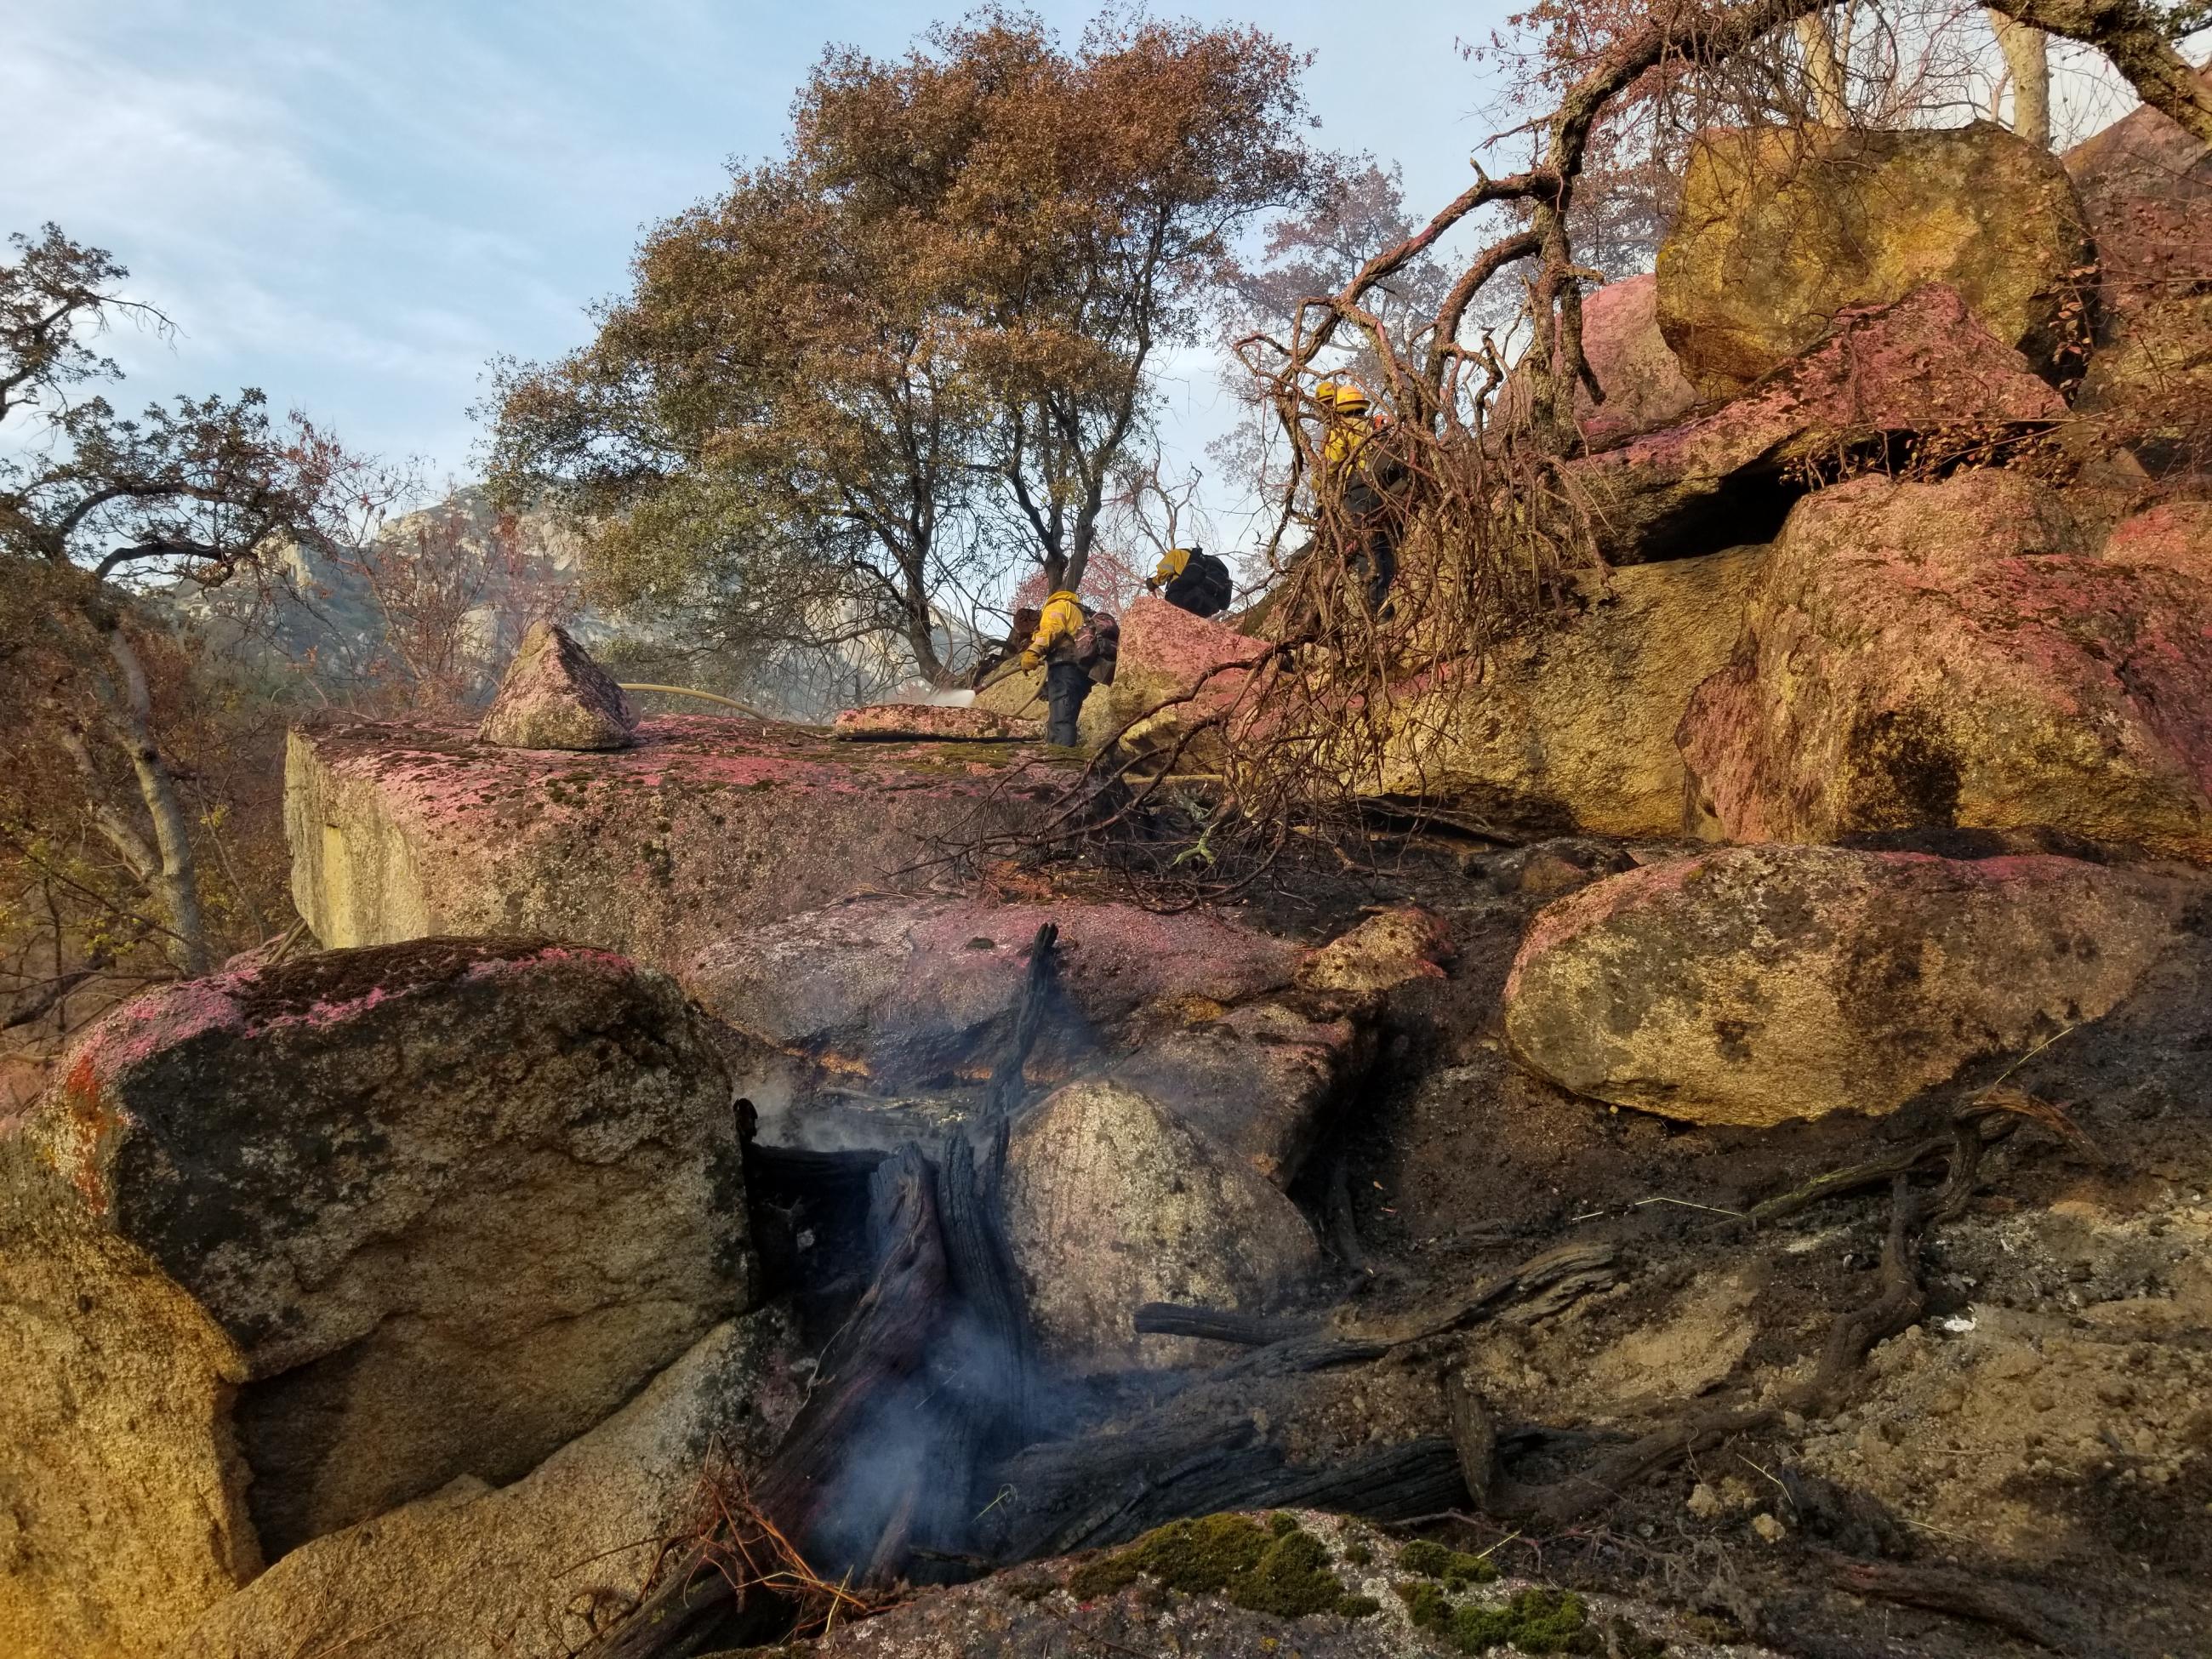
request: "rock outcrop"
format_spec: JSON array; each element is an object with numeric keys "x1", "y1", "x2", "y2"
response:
[
  {"x1": 475, "y1": 621, "x2": 637, "y2": 750},
  {"x1": 1572, "y1": 283, "x2": 2066, "y2": 563},
  {"x1": 0, "y1": 940, "x2": 750, "y2": 1659},
  {"x1": 1679, "y1": 470, "x2": 2212, "y2": 861},
  {"x1": 1503, "y1": 845, "x2": 2178, "y2": 1126},
  {"x1": 171, "y1": 1310, "x2": 802, "y2": 1659},
  {"x1": 687, "y1": 895, "x2": 1304, "y2": 1091},
  {"x1": 1655, "y1": 123, "x2": 2091, "y2": 398},
  {"x1": 1079, "y1": 593, "x2": 1272, "y2": 754},
  {"x1": 286, "y1": 716, "x2": 1058, "y2": 965},
  {"x1": 787, "y1": 1511, "x2": 1780, "y2": 1659},
  {"x1": 830, "y1": 702, "x2": 1043, "y2": 742},
  {"x1": 2063, "y1": 66, "x2": 2212, "y2": 481},
  {"x1": 1371, "y1": 545, "x2": 1768, "y2": 836},
  {"x1": 1003, "y1": 1079, "x2": 1321, "y2": 1366}
]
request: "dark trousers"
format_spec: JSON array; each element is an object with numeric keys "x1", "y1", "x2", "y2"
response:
[
  {"x1": 1343, "y1": 480, "x2": 1398, "y2": 611},
  {"x1": 1046, "y1": 659, "x2": 1092, "y2": 746}
]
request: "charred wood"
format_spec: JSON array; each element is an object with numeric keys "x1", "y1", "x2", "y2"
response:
[
  {"x1": 581, "y1": 1145, "x2": 951, "y2": 1656},
  {"x1": 1207, "y1": 1240, "x2": 1617, "y2": 1382},
  {"x1": 1815, "y1": 1551, "x2": 2083, "y2": 1652},
  {"x1": 1131, "y1": 1304, "x2": 1320, "y2": 1345},
  {"x1": 985, "y1": 921, "x2": 1061, "y2": 1117},
  {"x1": 1444, "y1": 1369, "x2": 1497, "y2": 1512}
]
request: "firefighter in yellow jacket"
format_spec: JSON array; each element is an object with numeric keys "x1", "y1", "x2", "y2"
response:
[
  {"x1": 1314, "y1": 378, "x2": 1403, "y2": 609},
  {"x1": 1020, "y1": 589, "x2": 1093, "y2": 746}
]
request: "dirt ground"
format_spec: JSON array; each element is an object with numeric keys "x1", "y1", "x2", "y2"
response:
[{"x1": 1277, "y1": 834, "x2": 2212, "y2": 1659}]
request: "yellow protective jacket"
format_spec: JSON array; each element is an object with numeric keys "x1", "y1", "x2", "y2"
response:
[
  {"x1": 1149, "y1": 547, "x2": 1191, "y2": 588},
  {"x1": 1322, "y1": 418, "x2": 1374, "y2": 479},
  {"x1": 1024, "y1": 590, "x2": 1086, "y2": 666}
]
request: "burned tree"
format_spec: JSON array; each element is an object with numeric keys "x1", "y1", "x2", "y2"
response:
[{"x1": 0, "y1": 226, "x2": 387, "y2": 977}]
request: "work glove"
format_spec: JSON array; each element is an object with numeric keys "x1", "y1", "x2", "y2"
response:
[{"x1": 1019, "y1": 649, "x2": 1040, "y2": 671}]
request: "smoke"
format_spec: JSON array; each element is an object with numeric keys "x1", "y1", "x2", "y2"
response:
[{"x1": 869, "y1": 680, "x2": 977, "y2": 708}]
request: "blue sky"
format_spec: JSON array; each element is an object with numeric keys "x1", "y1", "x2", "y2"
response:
[{"x1": 2, "y1": 1, "x2": 1524, "y2": 506}]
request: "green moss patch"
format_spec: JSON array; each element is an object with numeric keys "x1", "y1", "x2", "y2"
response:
[
  {"x1": 1451, "y1": 1587, "x2": 1599, "y2": 1656},
  {"x1": 1064, "y1": 1513, "x2": 1377, "y2": 1620},
  {"x1": 1398, "y1": 1581, "x2": 1660, "y2": 1656},
  {"x1": 1396, "y1": 1538, "x2": 1502, "y2": 1588}
]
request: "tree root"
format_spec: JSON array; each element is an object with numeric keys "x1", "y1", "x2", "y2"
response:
[{"x1": 1815, "y1": 1550, "x2": 2084, "y2": 1653}]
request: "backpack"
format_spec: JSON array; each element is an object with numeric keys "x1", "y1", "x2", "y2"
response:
[
  {"x1": 1072, "y1": 610, "x2": 1120, "y2": 684},
  {"x1": 1167, "y1": 552, "x2": 1234, "y2": 618}
]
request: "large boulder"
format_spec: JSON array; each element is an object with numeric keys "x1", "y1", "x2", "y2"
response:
[
  {"x1": 1371, "y1": 544, "x2": 1768, "y2": 837},
  {"x1": 1109, "y1": 998, "x2": 1369, "y2": 1188},
  {"x1": 476, "y1": 621, "x2": 637, "y2": 751},
  {"x1": 1503, "y1": 845, "x2": 2178, "y2": 1126},
  {"x1": 0, "y1": 940, "x2": 750, "y2": 1659},
  {"x1": 1655, "y1": 123, "x2": 2091, "y2": 399},
  {"x1": 286, "y1": 715, "x2": 1058, "y2": 967},
  {"x1": 687, "y1": 895, "x2": 1303, "y2": 1092},
  {"x1": 1571, "y1": 283, "x2": 2065, "y2": 563},
  {"x1": 1575, "y1": 271, "x2": 1703, "y2": 440},
  {"x1": 2063, "y1": 67, "x2": 2212, "y2": 481},
  {"x1": 1501, "y1": 271, "x2": 1703, "y2": 442},
  {"x1": 1003, "y1": 1080, "x2": 1322, "y2": 1368},
  {"x1": 171, "y1": 1310, "x2": 803, "y2": 1659},
  {"x1": 1678, "y1": 470, "x2": 2212, "y2": 862},
  {"x1": 1079, "y1": 593, "x2": 1271, "y2": 754}
]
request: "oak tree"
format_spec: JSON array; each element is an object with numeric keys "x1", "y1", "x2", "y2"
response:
[{"x1": 487, "y1": 8, "x2": 1318, "y2": 686}]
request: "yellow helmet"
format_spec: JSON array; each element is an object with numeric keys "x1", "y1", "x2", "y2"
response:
[{"x1": 1315, "y1": 377, "x2": 1371, "y2": 414}]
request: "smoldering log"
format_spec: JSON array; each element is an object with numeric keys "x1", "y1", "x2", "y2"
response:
[
  {"x1": 904, "y1": 1133, "x2": 1035, "y2": 1576},
  {"x1": 582, "y1": 1145, "x2": 952, "y2": 1657},
  {"x1": 984, "y1": 921, "x2": 1062, "y2": 1117}
]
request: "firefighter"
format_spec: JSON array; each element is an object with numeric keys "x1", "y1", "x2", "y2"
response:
[
  {"x1": 1145, "y1": 545, "x2": 1234, "y2": 619},
  {"x1": 1314, "y1": 377, "x2": 1403, "y2": 610},
  {"x1": 1021, "y1": 588, "x2": 1094, "y2": 746}
]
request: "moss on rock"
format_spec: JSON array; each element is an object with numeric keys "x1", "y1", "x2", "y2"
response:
[
  {"x1": 1064, "y1": 1513, "x2": 1377, "y2": 1620},
  {"x1": 1395, "y1": 1537, "x2": 1501, "y2": 1588},
  {"x1": 1451, "y1": 1587, "x2": 1598, "y2": 1656}
]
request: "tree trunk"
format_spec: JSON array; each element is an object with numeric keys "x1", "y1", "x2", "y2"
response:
[
  {"x1": 96, "y1": 622, "x2": 211, "y2": 976},
  {"x1": 1988, "y1": 11, "x2": 2053, "y2": 148},
  {"x1": 1796, "y1": 11, "x2": 1850, "y2": 124}
]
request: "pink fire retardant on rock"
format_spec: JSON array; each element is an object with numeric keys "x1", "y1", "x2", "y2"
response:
[
  {"x1": 287, "y1": 715, "x2": 1063, "y2": 968},
  {"x1": 2101, "y1": 499, "x2": 2212, "y2": 587},
  {"x1": 0, "y1": 938, "x2": 749, "y2": 1659},
  {"x1": 1571, "y1": 284, "x2": 2066, "y2": 563},
  {"x1": 1080, "y1": 593, "x2": 1271, "y2": 751},
  {"x1": 1679, "y1": 470, "x2": 2212, "y2": 862},
  {"x1": 830, "y1": 703, "x2": 1044, "y2": 742}
]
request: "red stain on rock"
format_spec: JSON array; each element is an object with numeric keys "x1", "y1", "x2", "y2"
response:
[{"x1": 1679, "y1": 471, "x2": 2212, "y2": 860}]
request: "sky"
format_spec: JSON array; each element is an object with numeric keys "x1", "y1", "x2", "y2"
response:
[{"x1": 0, "y1": 0, "x2": 1527, "y2": 521}]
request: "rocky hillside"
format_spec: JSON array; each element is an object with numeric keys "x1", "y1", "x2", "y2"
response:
[{"x1": 4, "y1": 90, "x2": 2211, "y2": 1659}]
